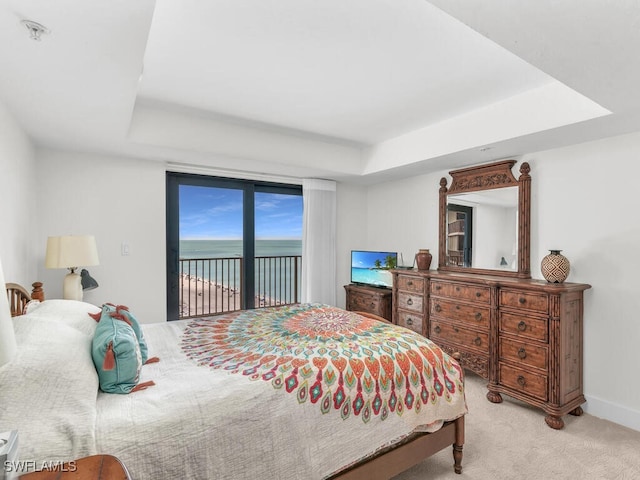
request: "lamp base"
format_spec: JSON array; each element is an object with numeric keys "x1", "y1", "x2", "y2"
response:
[{"x1": 63, "y1": 272, "x2": 83, "y2": 301}]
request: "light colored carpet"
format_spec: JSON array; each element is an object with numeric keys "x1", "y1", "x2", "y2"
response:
[{"x1": 393, "y1": 372, "x2": 640, "y2": 480}]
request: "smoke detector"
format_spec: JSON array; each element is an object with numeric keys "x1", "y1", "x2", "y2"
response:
[{"x1": 21, "y1": 20, "x2": 50, "y2": 41}]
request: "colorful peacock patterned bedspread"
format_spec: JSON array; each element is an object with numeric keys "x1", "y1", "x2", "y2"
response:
[{"x1": 181, "y1": 303, "x2": 466, "y2": 425}]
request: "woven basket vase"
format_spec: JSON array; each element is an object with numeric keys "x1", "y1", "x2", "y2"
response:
[{"x1": 541, "y1": 250, "x2": 570, "y2": 283}]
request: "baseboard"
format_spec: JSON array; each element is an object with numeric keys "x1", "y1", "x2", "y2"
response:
[{"x1": 584, "y1": 394, "x2": 640, "y2": 432}]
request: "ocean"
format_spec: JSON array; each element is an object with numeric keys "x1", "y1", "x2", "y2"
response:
[
  {"x1": 180, "y1": 239, "x2": 302, "y2": 259},
  {"x1": 179, "y1": 239, "x2": 302, "y2": 302}
]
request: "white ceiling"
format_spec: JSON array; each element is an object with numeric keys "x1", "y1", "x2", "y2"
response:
[{"x1": 1, "y1": 0, "x2": 639, "y2": 184}]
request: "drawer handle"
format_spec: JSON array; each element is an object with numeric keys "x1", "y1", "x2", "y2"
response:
[
  {"x1": 476, "y1": 292, "x2": 482, "y2": 298},
  {"x1": 475, "y1": 312, "x2": 482, "y2": 321},
  {"x1": 517, "y1": 348, "x2": 527, "y2": 359},
  {"x1": 474, "y1": 337, "x2": 482, "y2": 346},
  {"x1": 434, "y1": 325, "x2": 441, "y2": 334},
  {"x1": 455, "y1": 286, "x2": 460, "y2": 292},
  {"x1": 435, "y1": 285, "x2": 441, "y2": 290},
  {"x1": 434, "y1": 304, "x2": 442, "y2": 312},
  {"x1": 406, "y1": 318, "x2": 413, "y2": 326},
  {"x1": 517, "y1": 375, "x2": 526, "y2": 387},
  {"x1": 519, "y1": 297, "x2": 526, "y2": 304},
  {"x1": 517, "y1": 321, "x2": 527, "y2": 331},
  {"x1": 407, "y1": 280, "x2": 413, "y2": 286},
  {"x1": 406, "y1": 298, "x2": 413, "y2": 306},
  {"x1": 454, "y1": 327, "x2": 459, "y2": 333}
]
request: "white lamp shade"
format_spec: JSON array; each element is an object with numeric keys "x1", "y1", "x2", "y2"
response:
[
  {"x1": 0, "y1": 255, "x2": 18, "y2": 367},
  {"x1": 45, "y1": 235, "x2": 99, "y2": 270}
]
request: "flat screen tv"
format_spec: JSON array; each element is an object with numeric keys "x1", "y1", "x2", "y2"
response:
[{"x1": 350, "y1": 250, "x2": 397, "y2": 289}]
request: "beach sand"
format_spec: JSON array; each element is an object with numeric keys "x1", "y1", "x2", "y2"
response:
[{"x1": 179, "y1": 274, "x2": 280, "y2": 318}]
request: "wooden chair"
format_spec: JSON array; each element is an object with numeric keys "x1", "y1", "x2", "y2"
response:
[{"x1": 5, "y1": 282, "x2": 44, "y2": 317}]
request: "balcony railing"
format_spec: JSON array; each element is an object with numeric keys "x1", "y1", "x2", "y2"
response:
[{"x1": 179, "y1": 255, "x2": 301, "y2": 319}]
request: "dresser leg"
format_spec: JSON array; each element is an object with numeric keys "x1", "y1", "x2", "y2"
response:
[
  {"x1": 544, "y1": 415, "x2": 565, "y2": 429},
  {"x1": 486, "y1": 390, "x2": 503, "y2": 404},
  {"x1": 569, "y1": 406, "x2": 584, "y2": 416}
]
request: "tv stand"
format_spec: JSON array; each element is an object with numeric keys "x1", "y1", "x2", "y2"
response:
[{"x1": 344, "y1": 284, "x2": 392, "y2": 321}]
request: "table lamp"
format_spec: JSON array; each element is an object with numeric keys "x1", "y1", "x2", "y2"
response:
[{"x1": 45, "y1": 235, "x2": 99, "y2": 301}]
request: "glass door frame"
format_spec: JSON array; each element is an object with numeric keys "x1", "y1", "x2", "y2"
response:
[{"x1": 166, "y1": 172, "x2": 302, "y2": 320}]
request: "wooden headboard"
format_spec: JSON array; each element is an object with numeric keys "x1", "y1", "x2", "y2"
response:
[{"x1": 5, "y1": 282, "x2": 44, "y2": 317}]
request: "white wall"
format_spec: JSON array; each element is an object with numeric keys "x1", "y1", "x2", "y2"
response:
[
  {"x1": 0, "y1": 101, "x2": 37, "y2": 285},
  {"x1": 526, "y1": 135, "x2": 640, "y2": 430},
  {"x1": 335, "y1": 182, "x2": 368, "y2": 307},
  {"x1": 35, "y1": 150, "x2": 166, "y2": 323},
  {"x1": 363, "y1": 131, "x2": 640, "y2": 431},
  {"x1": 365, "y1": 172, "x2": 441, "y2": 269}
]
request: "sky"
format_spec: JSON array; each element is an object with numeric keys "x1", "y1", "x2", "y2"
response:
[{"x1": 179, "y1": 185, "x2": 303, "y2": 240}]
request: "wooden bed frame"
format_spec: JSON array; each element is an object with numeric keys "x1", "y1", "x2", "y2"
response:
[
  {"x1": 5, "y1": 282, "x2": 44, "y2": 316},
  {"x1": 330, "y1": 416, "x2": 464, "y2": 479},
  {"x1": 4, "y1": 286, "x2": 465, "y2": 477}
]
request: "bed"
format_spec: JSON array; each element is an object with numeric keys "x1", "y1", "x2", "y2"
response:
[{"x1": 0, "y1": 287, "x2": 466, "y2": 479}]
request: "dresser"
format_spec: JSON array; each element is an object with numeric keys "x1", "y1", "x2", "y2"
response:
[
  {"x1": 344, "y1": 284, "x2": 393, "y2": 321},
  {"x1": 392, "y1": 269, "x2": 590, "y2": 429}
]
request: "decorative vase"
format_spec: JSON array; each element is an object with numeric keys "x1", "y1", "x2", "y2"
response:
[
  {"x1": 541, "y1": 250, "x2": 570, "y2": 283},
  {"x1": 415, "y1": 249, "x2": 432, "y2": 271}
]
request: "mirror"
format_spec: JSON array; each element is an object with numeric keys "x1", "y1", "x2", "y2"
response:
[{"x1": 438, "y1": 160, "x2": 531, "y2": 278}]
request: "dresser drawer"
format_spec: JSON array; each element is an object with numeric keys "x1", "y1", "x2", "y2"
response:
[
  {"x1": 397, "y1": 292, "x2": 423, "y2": 312},
  {"x1": 348, "y1": 293, "x2": 380, "y2": 313},
  {"x1": 499, "y1": 289, "x2": 549, "y2": 314},
  {"x1": 499, "y1": 311, "x2": 548, "y2": 342},
  {"x1": 430, "y1": 320, "x2": 489, "y2": 353},
  {"x1": 396, "y1": 274, "x2": 425, "y2": 293},
  {"x1": 499, "y1": 337, "x2": 548, "y2": 370},
  {"x1": 397, "y1": 310, "x2": 424, "y2": 335},
  {"x1": 499, "y1": 363, "x2": 548, "y2": 401},
  {"x1": 438, "y1": 343, "x2": 489, "y2": 379},
  {"x1": 430, "y1": 298, "x2": 490, "y2": 328},
  {"x1": 431, "y1": 280, "x2": 491, "y2": 304}
]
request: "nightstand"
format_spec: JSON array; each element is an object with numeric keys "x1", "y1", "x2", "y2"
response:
[
  {"x1": 19, "y1": 455, "x2": 131, "y2": 480},
  {"x1": 344, "y1": 284, "x2": 392, "y2": 321}
]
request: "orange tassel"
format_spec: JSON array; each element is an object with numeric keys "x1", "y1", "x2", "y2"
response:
[
  {"x1": 144, "y1": 356, "x2": 160, "y2": 365},
  {"x1": 88, "y1": 311, "x2": 102, "y2": 322},
  {"x1": 116, "y1": 305, "x2": 130, "y2": 312},
  {"x1": 103, "y1": 342, "x2": 115, "y2": 371},
  {"x1": 131, "y1": 381, "x2": 155, "y2": 392}
]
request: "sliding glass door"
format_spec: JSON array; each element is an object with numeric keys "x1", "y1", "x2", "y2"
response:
[{"x1": 166, "y1": 172, "x2": 302, "y2": 320}]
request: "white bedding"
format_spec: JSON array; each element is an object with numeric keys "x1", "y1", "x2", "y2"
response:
[{"x1": 0, "y1": 301, "x2": 467, "y2": 479}]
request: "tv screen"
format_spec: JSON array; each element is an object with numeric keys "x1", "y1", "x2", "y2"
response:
[{"x1": 351, "y1": 250, "x2": 397, "y2": 289}]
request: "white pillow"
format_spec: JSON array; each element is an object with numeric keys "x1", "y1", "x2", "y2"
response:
[
  {"x1": 23, "y1": 299, "x2": 101, "y2": 337},
  {"x1": 0, "y1": 317, "x2": 99, "y2": 468}
]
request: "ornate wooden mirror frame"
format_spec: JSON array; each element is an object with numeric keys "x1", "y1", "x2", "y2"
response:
[{"x1": 438, "y1": 159, "x2": 531, "y2": 279}]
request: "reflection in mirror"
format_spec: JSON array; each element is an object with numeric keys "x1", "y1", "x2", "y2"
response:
[
  {"x1": 446, "y1": 187, "x2": 518, "y2": 270},
  {"x1": 446, "y1": 204, "x2": 473, "y2": 267}
]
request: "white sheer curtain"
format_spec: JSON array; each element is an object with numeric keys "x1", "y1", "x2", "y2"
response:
[
  {"x1": 0, "y1": 256, "x2": 17, "y2": 367},
  {"x1": 301, "y1": 179, "x2": 337, "y2": 305}
]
